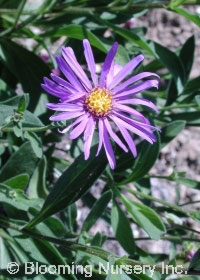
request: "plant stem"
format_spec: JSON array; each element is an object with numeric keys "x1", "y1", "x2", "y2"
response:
[
  {"x1": 13, "y1": 0, "x2": 27, "y2": 29},
  {"x1": 118, "y1": 185, "x2": 190, "y2": 216},
  {"x1": 134, "y1": 236, "x2": 200, "y2": 242},
  {"x1": 160, "y1": 103, "x2": 199, "y2": 111},
  {"x1": 0, "y1": 1, "x2": 200, "y2": 16},
  {"x1": 179, "y1": 200, "x2": 200, "y2": 206},
  {"x1": 1, "y1": 124, "x2": 55, "y2": 133},
  {"x1": 0, "y1": 217, "x2": 199, "y2": 275}
]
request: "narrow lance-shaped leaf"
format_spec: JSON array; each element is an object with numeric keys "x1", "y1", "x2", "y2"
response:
[
  {"x1": 179, "y1": 35, "x2": 195, "y2": 82},
  {"x1": 0, "y1": 39, "x2": 50, "y2": 111},
  {"x1": 3, "y1": 174, "x2": 29, "y2": 191},
  {"x1": 25, "y1": 145, "x2": 107, "y2": 229},
  {"x1": 170, "y1": 7, "x2": 200, "y2": 28},
  {"x1": 0, "y1": 141, "x2": 39, "y2": 182},
  {"x1": 82, "y1": 190, "x2": 112, "y2": 232},
  {"x1": 115, "y1": 132, "x2": 160, "y2": 182},
  {"x1": 28, "y1": 156, "x2": 48, "y2": 199},
  {"x1": 189, "y1": 248, "x2": 200, "y2": 272},
  {"x1": 120, "y1": 194, "x2": 166, "y2": 240},
  {"x1": 160, "y1": 120, "x2": 186, "y2": 149},
  {"x1": 111, "y1": 199, "x2": 135, "y2": 255}
]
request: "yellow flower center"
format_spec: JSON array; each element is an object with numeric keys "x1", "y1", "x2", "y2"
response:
[{"x1": 85, "y1": 88, "x2": 113, "y2": 117}]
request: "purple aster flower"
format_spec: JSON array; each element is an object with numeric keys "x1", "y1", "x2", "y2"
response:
[{"x1": 42, "y1": 39, "x2": 159, "y2": 169}]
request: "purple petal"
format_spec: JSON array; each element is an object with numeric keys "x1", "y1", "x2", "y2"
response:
[
  {"x1": 96, "y1": 118, "x2": 104, "y2": 156},
  {"x1": 114, "y1": 103, "x2": 149, "y2": 123},
  {"x1": 115, "y1": 80, "x2": 159, "y2": 99},
  {"x1": 62, "y1": 47, "x2": 92, "y2": 90},
  {"x1": 99, "y1": 42, "x2": 118, "y2": 88},
  {"x1": 106, "y1": 63, "x2": 123, "y2": 87},
  {"x1": 41, "y1": 83, "x2": 67, "y2": 98},
  {"x1": 58, "y1": 114, "x2": 86, "y2": 134},
  {"x1": 42, "y1": 77, "x2": 71, "y2": 99},
  {"x1": 69, "y1": 116, "x2": 89, "y2": 139},
  {"x1": 115, "y1": 123, "x2": 137, "y2": 157},
  {"x1": 44, "y1": 77, "x2": 69, "y2": 93},
  {"x1": 84, "y1": 117, "x2": 96, "y2": 160},
  {"x1": 110, "y1": 114, "x2": 154, "y2": 144},
  {"x1": 113, "y1": 72, "x2": 159, "y2": 94},
  {"x1": 46, "y1": 103, "x2": 83, "y2": 111},
  {"x1": 104, "y1": 118, "x2": 128, "y2": 152},
  {"x1": 64, "y1": 92, "x2": 86, "y2": 103},
  {"x1": 117, "y1": 97, "x2": 158, "y2": 113},
  {"x1": 103, "y1": 123, "x2": 116, "y2": 169},
  {"x1": 50, "y1": 73, "x2": 77, "y2": 94},
  {"x1": 56, "y1": 56, "x2": 86, "y2": 92},
  {"x1": 115, "y1": 111, "x2": 160, "y2": 132},
  {"x1": 49, "y1": 111, "x2": 85, "y2": 121},
  {"x1": 108, "y1": 54, "x2": 144, "y2": 89},
  {"x1": 83, "y1": 39, "x2": 98, "y2": 87}
]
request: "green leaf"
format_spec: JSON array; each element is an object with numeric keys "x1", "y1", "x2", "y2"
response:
[
  {"x1": 183, "y1": 76, "x2": 200, "y2": 95},
  {"x1": 189, "y1": 248, "x2": 200, "y2": 271},
  {"x1": 95, "y1": 17, "x2": 156, "y2": 57},
  {"x1": 0, "y1": 183, "x2": 42, "y2": 212},
  {"x1": 3, "y1": 174, "x2": 29, "y2": 190},
  {"x1": 170, "y1": 7, "x2": 200, "y2": 27},
  {"x1": 28, "y1": 156, "x2": 48, "y2": 199},
  {"x1": 179, "y1": 35, "x2": 195, "y2": 82},
  {"x1": 24, "y1": 131, "x2": 43, "y2": 158},
  {"x1": 154, "y1": 42, "x2": 185, "y2": 88},
  {"x1": 111, "y1": 200, "x2": 135, "y2": 255},
  {"x1": 43, "y1": 24, "x2": 107, "y2": 53},
  {"x1": 25, "y1": 145, "x2": 107, "y2": 228},
  {"x1": 0, "y1": 39, "x2": 50, "y2": 111},
  {"x1": 169, "y1": 0, "x2": 186, "y2": 8},
  {"x1": 82, "y1": 190, "x2": 112, "y2": 232},
  {"x1": 169, "y1": 111, "x2": 200, "y2": 125},
  {"x1": 17, "y1": 95, "x2": 28, "y2": 114},
  {"x1": 60, "y1": 203, "x2": 77, "y2": 232},
  {"x1": 28, "y1": 208, "x2": 66, "y2": 238},
  {"x1": 175, "y1": 177, "x2": 200, "y2": 189},
  {"x1": 0, "y1": 141, "x2": 38, "y2": 182},
  {"x1": 120, "y1": 194, "x2": 166, "y2": 240},
  {"x1": 115, "y1": 132, "x2": 160, "y2": 182},
  {"x1": 8, "y1": 226, "x2": 67, "y2": 267},
  {"x1": 160, "y1": 120, "x2": 186, "y2": 149},
  {"x1": 13, "y1": 121, "x2": 23, "y2": 138},
  {"x1": 0, "y1": 104, "x2": 43, "y2": 128},
  {"x1": 91, "y1": 232, "x2": 103, "y2": 247},
  {"x1": 0, "y1": 232, "x2": 13, "y2": 270},
  {"x1": 166, "y1": 78, "x2": 179, "y2": 106}
]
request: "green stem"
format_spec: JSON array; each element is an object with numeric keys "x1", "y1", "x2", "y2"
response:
[
  {"x1": 0, "y1": 0, "x2": 200, "y2": 16},
  {"x1": 160, "y1": 103, "x2": 199, "y2": 111},
  {"x1": 118, "y1": 185, "x2": 190, "y2": 216},
  {"x1": 134, "y1": 236, "x2": 200, "y2": 242},
  {"x1": 147, "y1": 175, "x2": 169, "y2": 180},
  {"x1": 0, "y1": 217, "x2": 199, "y2": 275},
  {"x1": 13, "y1": 0, "x2": 27, "y2": 29},
  {"x1": 1, "y1": 124, "x2": 55, "y2": 133},
  {"x1": 179, "y1": 200, "x2": 200, "y2": 206}
]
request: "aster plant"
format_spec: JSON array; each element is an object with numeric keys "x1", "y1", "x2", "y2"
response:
[
  {"x1": 42, "y1": 39, "x2": 159, "y2": 168},
  {"x1": 1, "y1": 1, "x2": 200, "y2": 278}
]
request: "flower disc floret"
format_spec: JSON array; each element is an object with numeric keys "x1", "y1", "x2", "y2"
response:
[{"x1": 85, "y1": 88, "x2": 113, "y2": 117}]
